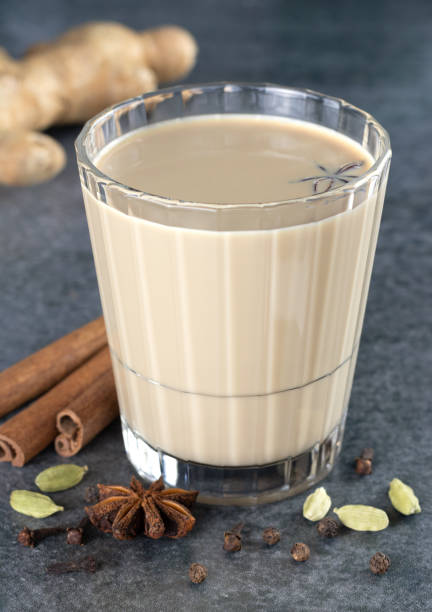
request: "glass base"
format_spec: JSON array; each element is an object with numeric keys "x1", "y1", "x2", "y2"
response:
[{"x1": 121, "y1": 416, "x2": 346, "y2": 506}]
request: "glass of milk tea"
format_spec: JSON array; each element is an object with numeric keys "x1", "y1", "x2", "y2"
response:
[{"x1": 76, "y1": 84, "x2": 391, "y2": 504}]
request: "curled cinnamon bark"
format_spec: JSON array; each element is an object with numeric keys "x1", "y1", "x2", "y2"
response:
[
  {"x1": 0, "y1": 347, "x2": 112, "y2": 466},
  {"x1": 55, "y1": 368, "x2": 118, "y2": 457}
]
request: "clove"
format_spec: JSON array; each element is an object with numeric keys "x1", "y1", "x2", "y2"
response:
[
  {"x1": 47, "y1": 555, "x2": 97, "y2": 575},
  {"x1": 17, "y1": 525, "x2": 65, "y2": 548},
  {"x1": 18, "y1": 515, "x2": 89, "y2": 547},
  {"x1": 66, "y1": 516, "x2": 90, "y2": 545},
  {"x1": 223, "y1": 522, "x2": 244, "y2": 552}
]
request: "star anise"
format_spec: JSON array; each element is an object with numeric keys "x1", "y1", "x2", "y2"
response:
[
  {"x1": 85, "y1": 476, "x2": 198, "y2": 541},
  {"x1": 297, "y1": 160, "x2": 364, "y2": 194}
]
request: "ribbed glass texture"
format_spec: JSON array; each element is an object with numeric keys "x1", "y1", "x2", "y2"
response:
[{"x1": 76, "y1": 84, "x2": 391, "y2": 504}]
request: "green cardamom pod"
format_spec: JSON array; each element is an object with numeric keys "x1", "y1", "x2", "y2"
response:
[
  {"x1": 303, "y1": 487, "x2": 331, "y2": 521},
  {"x1": 35, "y1": 464, "x2": 88, "y2": 492},
  {"x1": 10, "y1": 490, "x2": 64, "y2": 518},
  {"x1": 388, "y1": 478, "x2": 421, "y2": 515},
  {"x1": 333, "y1": 505, "x2": 389, "y2": 531}
]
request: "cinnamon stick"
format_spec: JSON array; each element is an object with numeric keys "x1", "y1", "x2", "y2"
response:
[
  {"x1": 0, "y1": 317, "x2": 106, "y2": 418},
  {"x1": 0, "y1": 347, "x2": 111, "y2": 467},
  {"x1": 55, "y1": 368, "x2": 118, "y2": 457}
]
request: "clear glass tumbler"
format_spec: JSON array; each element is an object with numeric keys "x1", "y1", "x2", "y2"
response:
[{"x1": 76, "y1": 84, "x2": 391, "y2": 505}]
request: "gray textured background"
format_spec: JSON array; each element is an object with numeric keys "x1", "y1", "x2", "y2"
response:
[{"x1": 0, "y1": 0, "x2": 431, "y2": 610}]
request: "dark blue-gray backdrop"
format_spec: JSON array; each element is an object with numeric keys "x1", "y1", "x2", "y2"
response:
[{"x1": 0, "y1": 1, "x2": 431, "y2": 610}]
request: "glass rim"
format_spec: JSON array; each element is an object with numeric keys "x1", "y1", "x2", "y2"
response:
[{"x1": 75, "y1": 82, "x2": 392, "y2": 210}]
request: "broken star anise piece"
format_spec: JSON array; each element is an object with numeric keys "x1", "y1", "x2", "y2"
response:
[{"x1": 85, "y1": 476, "x2": 198, "y2": 541}]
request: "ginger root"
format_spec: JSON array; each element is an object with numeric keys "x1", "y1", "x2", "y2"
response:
[
  {"x1": 0, "y1": 22, "x2": 197, "y2": 186},
  {"x1": 0, "y1": 130, "x2": 66, "y2": 186},
  {"x1": 0, "y1": 47, "x2": 17, "y2": 72}
]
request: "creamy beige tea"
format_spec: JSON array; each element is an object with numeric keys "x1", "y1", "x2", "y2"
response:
[
  {"x1": 98, "y1": 114, "x2": 372, "y2": 203},
  {"x1": 83, "y1": 114, "x2": 377, "y2": 467}
]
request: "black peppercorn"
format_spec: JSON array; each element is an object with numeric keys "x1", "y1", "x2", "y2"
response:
[
  {"x1": 189, "y1": 563, "x2": 208, "y2": 584},
  {"x1": 355, "y1": 448, "x2": 374, "y2": 475},
  {"x1": 223, "y1": 532, "x2": 242, "y2": 552},
  {"x1": 316, "y1": 517, "x2": 340, "y2": 538},
  {"x1": 223, "y1": 522, "x2": 244, "y2": 552},
  {"x1": 369, "y1": 552, "x2": 390, "y2": 575},
  {"x1": 355, "y1": 458, "x2": 372, "y2": 475},
  {"x1": 290, "y1": 542, "x2": 310, "y2": 562},
  {"x1": 262, "y1": 527, "x2": 280, "y2": 546}
]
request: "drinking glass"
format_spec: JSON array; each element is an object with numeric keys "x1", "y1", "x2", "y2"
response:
[{"x1": 76, "y1": 84, "x2": 391, "y2": 504}]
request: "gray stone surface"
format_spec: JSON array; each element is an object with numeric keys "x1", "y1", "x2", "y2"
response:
[{"x1": 0, "y1": 0, "x2": 431, "y2": 610}]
